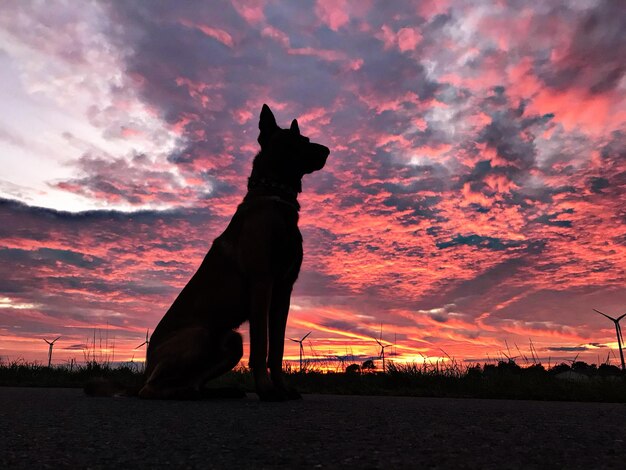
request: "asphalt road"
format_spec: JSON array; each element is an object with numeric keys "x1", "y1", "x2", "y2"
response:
[{"x1": 2, "y1": 387, "x2": 626, "y2": 469}]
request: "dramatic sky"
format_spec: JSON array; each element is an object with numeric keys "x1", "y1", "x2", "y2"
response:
[{"x1": 1, "y1": 0, "x2": 624, "y2": 367}]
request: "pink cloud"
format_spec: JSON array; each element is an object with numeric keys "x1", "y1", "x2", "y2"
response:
[
  {"x1": 397, "y1": 27, "x2": 422, "y2": 52},
  {"x1": 231, "y1": 0, "x2": 265, "y2": 25},
  {"x1": 261, "y1": 26, "x2": 290, "y2": 47},
  {"x1": 376, "y1": 26, "x2": 422, "y2": 53},
  {"x1": 315, "y1": 0, "x2": 350, "y2": 31},
  {"x1": 179, "y1": 19, "x2": 234, "y2": 47},
  {"x1": 287, "y1": 47, "x2": 347, "y2": 62}
]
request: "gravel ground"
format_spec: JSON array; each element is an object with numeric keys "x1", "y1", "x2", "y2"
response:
[{"x1": 2, "y1": 387, "x2": 626, "y2": 469}]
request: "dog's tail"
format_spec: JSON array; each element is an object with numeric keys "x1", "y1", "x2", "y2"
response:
[{"x1": 83, "y1": 377, "x2": 142, "y2": 397}]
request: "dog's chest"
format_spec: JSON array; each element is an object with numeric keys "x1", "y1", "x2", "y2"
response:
[{"x1": 275, "y1": 227, "x2": 303, "y2": 280}]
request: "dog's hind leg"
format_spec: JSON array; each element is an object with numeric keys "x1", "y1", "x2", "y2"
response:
[
  {"x1": 138, "y1": 327, "x2": 244, "y2": 400},
  {"x1": 194, "y1": 329, "x2": 242, "y2": 382},
  {"x1": 197, "y1": 329, "x2": 246, "y2": 398},
  {"x1": 138, "y1": 327, "x2": 213, "y2": 400}
]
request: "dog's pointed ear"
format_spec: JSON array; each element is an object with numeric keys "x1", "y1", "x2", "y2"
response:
[
  {"x1": 290, "y1": 119, "x2": 300, "y2": 135},
  {"x1": 259, "y1": 104, "x2": 278, "y2": 135}
]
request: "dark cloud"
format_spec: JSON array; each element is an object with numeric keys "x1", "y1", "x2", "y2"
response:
[
  {"x1": 547, "y1": 346, "x2": 590, "y2": 352},
  {"x1": 0, "y1": 247, "x2": 104, "y2": 268},
  {"x1": 600, "y1": 130, "x2": 626, "y2": 163},
  {"x1": 532, "y1": 210, "x2": 574, "y2": 228},
  {"x1": 356, "y1": 49, "x2": 440, "y2": 101},
  {"x1": 436, "y1": 234, "x2": 525, "y2": 251},
  {"x1": 544, "y1": 0, "x2": 626, "y2": 94},
  {"x1": 476, "y1": 88, "x2": 554, "y2": 177},
  {"x1": 382, "y1": 194, "x2": 442, "y2": 221}
]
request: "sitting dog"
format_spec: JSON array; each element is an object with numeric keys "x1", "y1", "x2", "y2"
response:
[{"x1": 138, "y1": 104, "x2": 330, "y2": 401}]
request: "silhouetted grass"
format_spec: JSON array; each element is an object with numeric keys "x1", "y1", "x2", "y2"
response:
[
  {"x1": 2, "y1": 358, "x2": 625, "y2": 403},
  {"x1": 0, "y1": 358, "x2": 143, "y2": 389},
  {"x1": 285, "y1": 361, "x2": 626, "y2": 403}
]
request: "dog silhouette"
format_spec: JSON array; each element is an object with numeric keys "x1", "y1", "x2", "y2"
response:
[{"x1": 138, "y1": 104, "x2": 330, "y2": 401}]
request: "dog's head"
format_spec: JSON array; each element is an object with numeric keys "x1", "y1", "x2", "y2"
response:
[{"x1": 255, "y1": 104, "x2": 330, "y2": 180}]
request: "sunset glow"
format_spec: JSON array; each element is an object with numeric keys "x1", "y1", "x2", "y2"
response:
[{"x1": 0, "y1": 1, "x2": 624, "y2": 368}]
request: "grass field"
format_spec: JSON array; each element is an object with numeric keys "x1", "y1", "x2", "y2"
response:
[{"x1": 2, "y1": 357, "x2": 625, "y2": 402}]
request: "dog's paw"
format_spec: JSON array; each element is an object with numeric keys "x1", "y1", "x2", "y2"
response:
[{"x1": 270, "y1": 375, "x2": 302, "y2": 400}]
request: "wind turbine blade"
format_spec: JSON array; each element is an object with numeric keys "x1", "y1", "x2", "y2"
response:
[
  {"x1": 43, "y1": 339, "x2": 51, "y2": 344},
  {"x1": 289, "y1": 338, "x2": 299, "y2": 343},
  {"x1": 375, "y1": 339, "x2": 383, "y2": 347},
  {"x1": 302, "y1": 332, "x2": 312, "y2": 341},
  {"x1": 617, "y1": 313, "x2": 626, "y2": 322},
  {"x1": 135, "y1": 341, "x2": 147, "y2": 349},
  {"x1": 53, "y1": 336, "x2": 61, "y2": 343},
  {"x1": 594, "y1": 309, "x2": 617, "y2": 321}
]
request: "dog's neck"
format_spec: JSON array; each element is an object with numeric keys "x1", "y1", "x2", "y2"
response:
[{"x1": 245, "y1": 175, "x2": 301, "y2": 211}]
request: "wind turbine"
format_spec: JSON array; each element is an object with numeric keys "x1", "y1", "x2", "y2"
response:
[
  {"x1": 502, "y1": 339, "x2": 519, "y2": 364},
  {"x1": 135, "y1": 329, "x2": 150, "y2": 366},
  {"x1": 594, "y1": 309, "x2": 626, "y2": 371},
  {"x1": 375, "y1": 325, "x2": 393, "y2": 372},
  {"x1": 43, "y1": 336, "x2": 60, "y2": 367},
  {"x1": 289, "y1": 331, "x2": 311, "y2": 372}
]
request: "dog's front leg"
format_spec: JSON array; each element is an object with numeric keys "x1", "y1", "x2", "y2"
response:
[
  {"x1": 268, "y1": 284, "x2": 301, "y2": 399},
  {"x1": 249, "y1": 279, "x2": 285, "y2": 401}
]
